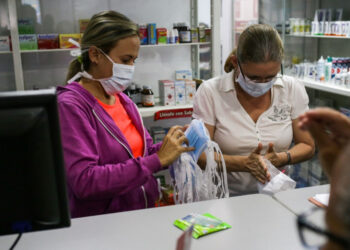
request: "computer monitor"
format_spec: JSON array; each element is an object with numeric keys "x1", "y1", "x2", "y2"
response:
[{"x1": 0, "y1": 89, "x2": 70, "y2": 236}]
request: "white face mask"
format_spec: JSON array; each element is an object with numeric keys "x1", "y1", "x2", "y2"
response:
[
  {"x1": 236, "y1": 72, "x2": 277, "y2": 97},
  {"x1": 68, "y1": 49, "x2": 135, "y2": 95}
]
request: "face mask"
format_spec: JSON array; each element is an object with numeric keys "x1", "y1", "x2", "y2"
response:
[
  {"x1": 236, "y1": 72, "x2": 276, "y2": 97},
  {"x1": 68, "y1": 49, "x2": 135, "y2": 95}
]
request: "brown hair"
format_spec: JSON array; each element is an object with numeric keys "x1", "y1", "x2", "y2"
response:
[
  {"x1": 224, "y1": 24, "x2": 284, "y2": 73},
  {"x1": 66, "y1": 10, "x2": 139, "y2": 82}
]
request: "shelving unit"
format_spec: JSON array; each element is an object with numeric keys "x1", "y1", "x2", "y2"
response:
[
  {"x1": 18, "y1": 42, "x2": 211, "y2": 54},
  {"x1": 138, "y1": 104, "x2": 193, "y2": 117},
  {"x1": 292, "y1": 76, "x2": 350, "y2": 97},
  {"x1": 287, "y1": 34, "x2": 350, "y2": 40}
]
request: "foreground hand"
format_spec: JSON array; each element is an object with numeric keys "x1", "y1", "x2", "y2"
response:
[
  {"x1": 264, "y1": 143, "x2": 285, "y2": 168},
  {"x1": 157, "y1": 126, "x2": 195, "y2": 167},
  {"x1": 298, "y1": 108, "x2": 350, "y2": 178},
  {"x1": 244, "y1": 143, "x2": 270, "y2": 184}
]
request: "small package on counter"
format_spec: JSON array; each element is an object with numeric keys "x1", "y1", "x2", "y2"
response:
[
  {"x1": 59, "y1": 34, "x2": 81, "y2": 48},
  {"x1": 159, "y1": 80, "x2": 175, "y2": 106},
  {"x1": 175, "y1": 70, "x2": 192, "y2": 81},
  {"x1": 185, "y1": 80, "x2": 196, "y2": 104},
  {"x1": 19, "y1": 35, "x2": 38, "y2": 50},
  {"x1": 174, "y1": 213, "x2": 231, "y2": 239},
  {"x1": 175, "y1": 81, "x2": 186, "y2": 105},
  {"x1": 157, "y1": 28, "x2": 167, "y2": 44},
  {"x1": 37, "y1": 34, "x2": 59, "y2": 49},
  {"x1": 0, "y1": 36, "x2": 10, "y2": 51}
]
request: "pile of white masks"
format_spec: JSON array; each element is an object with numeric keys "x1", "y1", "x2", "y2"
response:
[
  {"x1": 257, "y1": 159, "x2": 296, "y2": 195},
  {"x1": 170, "y1": 119, "x2": 229, "y2": 204}
]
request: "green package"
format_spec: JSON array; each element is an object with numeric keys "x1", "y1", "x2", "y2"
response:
[{"x1": 174, "y1": 213, "x2": 231, "y2": 239}]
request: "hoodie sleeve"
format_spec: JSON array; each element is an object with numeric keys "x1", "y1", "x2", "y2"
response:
[{"x1": 58, "y1": 100, "x2": 162, "y2": 201}]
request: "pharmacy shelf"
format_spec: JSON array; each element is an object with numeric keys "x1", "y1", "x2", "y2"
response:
[
  {"x1": 19, "y1": 42, "x2": 211, "y2": 53},
  {"x1": 138, "y1": 104, "x2": 193, "y2": 117},
  {"x1": 294, "y1": 76, "x2": 350, "y2": 97},
  {"x1": 0, "y1": 51, "x2": 12, "y2": 54},
  {"x1": 287, "y1": 34, "x2": 350, "y2": 40}
]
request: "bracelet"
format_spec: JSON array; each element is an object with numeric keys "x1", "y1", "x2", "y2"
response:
[{"x1": 285, "y1": 151, "x2": 292, "y2": 165}]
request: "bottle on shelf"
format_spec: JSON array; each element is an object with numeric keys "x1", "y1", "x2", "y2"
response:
[
  {"x1": 316, "y1": 56, "x2": 325, "y2": 82},
  {"x1": 324, "y1": 56, "x2": 332, "y2": 82},
  {"x1": 141, "y1": 85, "x2": 155, "y2": 107}
]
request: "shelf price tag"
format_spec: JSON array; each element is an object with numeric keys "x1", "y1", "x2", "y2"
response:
[{"x1": 154, "y1": 108, "x2": 193, "y2": 121}]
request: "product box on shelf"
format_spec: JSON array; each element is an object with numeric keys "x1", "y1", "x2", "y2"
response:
[
  {"x1": 19, "y1": 34, "x2": 38, "y2": 50},
  {"x1": 157, "y1": 28, "x2": 167, "y2": 44},
  {"x1": 159, "y1": 80, "x2": 175, "y2": 106},
  {"x1": 0, "y1": 36, "x2": 10, "y2": 51},
  {"x1": 59, "y1": 34, "x2": 81, "y2": 49},
  {"x1": 37, "y1": 34, "x2": 59, "y2": 49},
  {"x1": 147, "y1": 23, "x2": 157, "y2": 45},
  {"x1": 175, "y1": 80, "x2": 186, "y2": 105},
  {"x1": 191, "y1": 28, "x2": 199, "y2": 43},
  {"x1": 18, "y1": 19, "x2": 35, "y2": 34},
  {"x1": 151, "y1": 126, "x2": 167, "y2": 143},
  {"x1": 79, "y1": 19, "x2": 90, "y2": 33},
  {"x1": 175, "y1": 70, "x2": 192, "y2": 81},
  {"x1": 139, "y1": 24, "x2": 148, "y2": 45},
  {"x1": 185, "y1": 80, "x2": 196, "y2": 104}
]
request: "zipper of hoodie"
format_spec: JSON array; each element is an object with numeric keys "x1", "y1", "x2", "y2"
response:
[{"x1": 92, "y1": 108, "x2": 149, "y2": 208}]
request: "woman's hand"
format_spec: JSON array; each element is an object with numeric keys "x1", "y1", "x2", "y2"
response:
[
  {"x1": 264, "y1": 143, "x2": 287, "y2": 168},
  {"x1": 157, "y1": 126, "x2": 195, "y2": 167},
  {"x1": 244, "y1": 143, "x2": 270, "y2": 184}
]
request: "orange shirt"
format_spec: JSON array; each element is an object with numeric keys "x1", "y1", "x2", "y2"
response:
[{"x1": 97, "y1": 95, "x2": 144, "y2": 158}]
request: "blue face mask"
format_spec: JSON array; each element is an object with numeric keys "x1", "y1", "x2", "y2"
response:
[
  {"x1": 184, "y1": 119, "x2": 210, "y2": 163},
  {"x1": 236, "y1": 72, "x2": 276, "y2": 97}
]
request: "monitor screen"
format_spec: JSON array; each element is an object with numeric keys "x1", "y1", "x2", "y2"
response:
[{"x1": 0, "y1": 89, "x2": 70, "y2": 236}]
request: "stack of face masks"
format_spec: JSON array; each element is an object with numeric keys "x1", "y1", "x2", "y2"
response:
[{"x1": 170, "y1": 119, "x2": 229, "y2": 204}]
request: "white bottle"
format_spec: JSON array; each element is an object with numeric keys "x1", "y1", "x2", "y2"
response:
[
  {"x1": 345, "y1": 71, "x2": 350, "y2": 88},
  {"x1": 324, "y1": 56, "x2": 332, "y2": 82},
  {"x1": 317, "y1": 56, "x2": 325, "y2": 82},
  {"x1": 173, "y1": 28, "x2": 179, "y2": 44}
]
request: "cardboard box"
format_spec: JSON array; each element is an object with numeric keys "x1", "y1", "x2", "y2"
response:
[
  {"x1": 19, "y1": 35, "x2": 38, "y2": 50},
  {"x1": 59, "y1": 34, "x2": 81, "y2": 49},
  {"x1": 18, "y1": 19, "x2": 35, "y2": 34},
  {"x1": 175, "y1": 81, "x2": 186, "y2": 105},
  {"x1": 157, "y1": 28, "x2": 167, "y2": 44},
  {"x1": 175, "y1": 70, "x2": 192, "y2": 80},
  {"x1": 159, "y1": 80, "x2": 175, "y2": 106},
  {"x1": 185, "y1": 80, "x2": 196, "y2": 104},
  {"x1": 37, "y1": 34, "x2": 59, "y2": 49},
  {"x1": 147, "y1": 23, "x2": 157, "y2": 45},
  {"x1": 0, "y1": 36, "x2": 10, "y2": 51},
  {"x1": 79, "y1": 19, "x2": 90, "y2": 33}
]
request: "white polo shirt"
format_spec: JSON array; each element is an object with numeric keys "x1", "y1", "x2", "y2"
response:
[{"x1": 193, "y1": 72, "x2": 309, "y2": 196}]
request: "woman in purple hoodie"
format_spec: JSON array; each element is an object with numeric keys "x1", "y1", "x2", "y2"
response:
[{"x1": 57, "y1": 11, "x2": 193, "y2": 218}]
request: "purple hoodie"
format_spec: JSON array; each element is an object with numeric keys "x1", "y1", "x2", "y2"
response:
[{"x1": 57, "y1": 82, "x2": 162, "y2": 218}]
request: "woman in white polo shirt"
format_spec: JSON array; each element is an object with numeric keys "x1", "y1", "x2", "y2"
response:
[{"x1": 193, "y1": 24, "x2": 315, "y2": 196}]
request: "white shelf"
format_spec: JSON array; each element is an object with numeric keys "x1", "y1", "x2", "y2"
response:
[
  {"x1": 287, "y1": 34, "x2": 350, "y2": 40},
  {"x1": 19, "y1": 42, "x2": 211, "y2": 53},
  {"x1": 295, "y1": 76, "x2": 350, "y2": 97},
  {"x1": 138, "y1": 104, "x2": 193, "y2": 117},
  {"x1": 0, "y1": 51, "x2": 12, "y2": 54}
]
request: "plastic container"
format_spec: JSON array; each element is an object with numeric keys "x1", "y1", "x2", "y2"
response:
[
  {"x1": 316, "y1": 56, "x2": 325, "y2": 81},
  {"x1": 176, "y1": 23, "x2": 191, "y2": 43},
  {"x1": 141, "y1": 85, "x2": 155, "y2": 107},
  {"x1": 324, "y1": 56, "x2": 332, "y2": 82}
]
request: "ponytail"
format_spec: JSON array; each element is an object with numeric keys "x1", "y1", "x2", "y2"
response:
[
  {"x1": 65, "y1": 58, "x2": 83, "y2": 84},
  {"x1": 224, "y1": 49, "x2": 237, "y2": 73}
]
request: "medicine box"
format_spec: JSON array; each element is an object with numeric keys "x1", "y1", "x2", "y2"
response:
[
  {"x1": 59, "y1": 34, "x2": 81, "y2": 49},
  {"x1": 157, "y1": 28, "x2": 167, "y2": 44},
  {"x1": 151, "y1": 126, "x2": 167, "y2": 144},
  {"x1": 185, "y1": 80, "x2": 196, "y2": 104},
  {"x1": 159, "y1": 80, "x2": 175, "y2": 106},
  {"x1": 175, "y1": 70, "x2": 192, "y2": 81},
  {"x1": 175, "y1": 81, "x2": 186, "y2": 105},
  {"x1": 148, "y1": 23, "x2": 157, "y2": 45},
  {"x1": 79, "y1": 19, "x2": 90, "y2": 33},
  {"x1": 37, "y1": 34, "x2": 59, "y2": 49},
  {"x1": 0, "y1": 36, "x2": 10, "y2": 51},
  {"x1": 18, "y1": 19, "x2": 35, "y2": 34},
  {"x1": 19, "y1": 35, "x2": 38, "y2": 50}
]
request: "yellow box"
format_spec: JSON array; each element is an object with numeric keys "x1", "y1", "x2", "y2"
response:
[{"x1": 59, "y1": 34, "x2": 81, "y2": 49}]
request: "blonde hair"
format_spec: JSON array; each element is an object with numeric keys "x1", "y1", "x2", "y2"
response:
[
  {"x1": 66, "y1": 10, "x2": 139, "y2": 83},
  {"x1": 224, "y1": 24, "x2": 284, "y2": 73}
]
